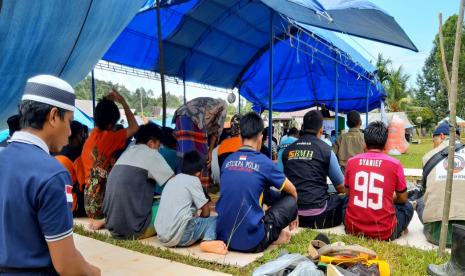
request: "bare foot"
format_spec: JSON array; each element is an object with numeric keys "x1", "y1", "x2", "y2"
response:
[
  {"x1": 402, "y1": 228, "x2": 409, "y2": 236},
  {"x1": 273, "y1": 229, "x2": 291, "y2": 245},
  {"x1": 200, "y1": 240, "x2": 228, "y2": 255},
  {"x1": 88, "y1": 219, "x2": 105, "y2": 230}
]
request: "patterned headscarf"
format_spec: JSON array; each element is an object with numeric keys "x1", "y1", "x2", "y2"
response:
[{"x1": 230, "y1": 114, "x2": 242, "y2": 136}]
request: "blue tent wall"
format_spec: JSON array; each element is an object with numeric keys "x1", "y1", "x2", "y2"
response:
[{"x1": 0, "y1": 0, "x2": 146, "y2": 125}]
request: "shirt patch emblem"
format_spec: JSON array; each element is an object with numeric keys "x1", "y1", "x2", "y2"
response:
[
  {"x1": 66, "y1": 185, "x2": 73, "y2": 203},
  {"x1": 239, "y1": 155, "x2": 247, "y2": 161}
]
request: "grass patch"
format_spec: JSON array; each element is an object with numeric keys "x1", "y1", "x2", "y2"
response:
[
  {"x1": 75, "y1": 225, "x2": 448, "y2": 275},
  {"x1": 391, "y1": 139, "x2": 433, "y2": 169}
]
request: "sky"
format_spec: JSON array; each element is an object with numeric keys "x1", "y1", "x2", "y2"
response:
[{"x1": 94, "y1": 1, "x2": 459, "y2": 100}]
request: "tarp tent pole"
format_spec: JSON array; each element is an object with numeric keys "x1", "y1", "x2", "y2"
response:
[
  {"x1": 366, "y1": 82, "x2": 369, "y2": 128},
  {"x1": 156, "y1": 0, "x2": 167, "y2": 127},
  {"x1": 183, "y1": 77, "x2": 186, "y2": 105},
  {"x1": 238, "y1": 91, "x2": 241, "y2": 114},
  {"x1": 183, "y1": 64, "x2": 186, "y2": 105},
  {"x1": 268, "y1": 9, "x2": 274, "y2": 159},
  {"x1": 335, "y1": 62, "x2": 339, "y2": 137},
  {"x1": 91, "y1": 69, "x2": 96, "y2": 121}
]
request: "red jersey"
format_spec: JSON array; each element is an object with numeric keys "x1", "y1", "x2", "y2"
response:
[{"x1": 344, "y1": 150, "x2": 407, "y2": 240}]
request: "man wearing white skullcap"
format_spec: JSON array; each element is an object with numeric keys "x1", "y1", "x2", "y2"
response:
[{"x1": 0, "y1": 75, "x2": 100, "y2": 275}]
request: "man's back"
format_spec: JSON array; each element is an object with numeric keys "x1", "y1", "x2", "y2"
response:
[
  {"x1": 282, "y1": 134, "x2": 331, "y2": 209},
  {"x1": 421, "y1": 140, "x2": 465, "y2": 223},
  {"x1": 216, "y1": 147, "x2": 285, "y2": 251},
  {"x1": 104, "y1": 144, "x2": 173, "y2": 239},
  {"x1": 344, "y1": 151, "x2": 406, "y2": 240},
  {"x1": 333, "y1": 128, "x2": 365, "y2": 168},
  {"x1": 0, "y1": 141, "x2": 73, "y2": 268}
]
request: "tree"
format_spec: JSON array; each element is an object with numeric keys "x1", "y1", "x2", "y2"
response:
[{"x1": 416, "y1": 14, "x2": 465, "y2": 122}]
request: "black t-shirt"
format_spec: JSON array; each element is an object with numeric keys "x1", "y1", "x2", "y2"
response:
[{"x1": 282, "y1": 134, "x2": 331, "y2": 209}]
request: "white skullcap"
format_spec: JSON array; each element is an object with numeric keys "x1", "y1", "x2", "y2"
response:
[{"x1": 21, "y1": 75, "x2": 75, "y2": 112}]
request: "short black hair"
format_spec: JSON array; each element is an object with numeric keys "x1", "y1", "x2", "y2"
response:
[
  {"x1": 19, "y1": 100, "x2": 66, "y2": 130},
  {"x1": 181, "y1": 150, "x2": 205, "y2": 176},
  {"x1": 161, "y1": 127, "x2": 177, "y2": 148},
  {"x1": 7, "y1": 114, "x2": 20, "y2": 136},
  {"x1": 135, "y1": 123, "x2": 162, "y2": 144},
  {"x1": 364, "y1": 121, "x2": 388, "y2": 150},
  {"x1": 288, "y1": 127, "x2": 299, "y2": 136},
  {"x1": 70, "y1": 121, "x2": 84, "y2": 140},
  {"x1": 240, "y1": 112, "x2": 264, "y2": 140},
  {"x1": 347, "y1": 110, "x2": 362, "y2": 128},
  {"x1": 94, "y1": 98, "x2": 120, "y2": 130},
  {"x1": 303, "y1": 110, "x2": 323, "y2": 134}
]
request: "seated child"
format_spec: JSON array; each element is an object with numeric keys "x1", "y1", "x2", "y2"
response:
[
  {"x1": 155, "y1": 151, "x2": 227, "y2": 254},
  {"x1": 344, "y1": 121, "x2": 413, "y2": 240}
]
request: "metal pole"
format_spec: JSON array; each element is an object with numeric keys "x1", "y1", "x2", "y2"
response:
[
  {"x1": 335, "y1": 62, "x2": 339, "y2": 138},
  {"x1": 366, "y1": 82, "x2": 369, "y2": 128},
  {"x1": 156, "y1": 0, "x2": 167, "y2": 127},
  {"x1": 91, "y1": 69, "x2": 96, "y2": 120},
  {"x1": 268, "y1": 9, "x2": 274, "y2": 159},
  {"x1": 238, "y1": 91, "x2": 241, "y2": 114},
  {"x1": 183, "y1": 76, "x2": 186, "y2": 105},
  {"x1": 438, "y1": 0, "x2": 465, "y2": 255}
]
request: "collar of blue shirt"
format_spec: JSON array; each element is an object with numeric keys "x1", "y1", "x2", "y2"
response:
[{"x1": 9, "y1": 131, "x2": 49, "y2": 153}]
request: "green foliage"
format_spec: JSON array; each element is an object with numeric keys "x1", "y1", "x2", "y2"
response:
[
  {"x1": 416, "y1": 14, "x2": 465, "y2": 125},
  {"x1": 74, "y1": 76, "x2": 182, "y2": 116}
]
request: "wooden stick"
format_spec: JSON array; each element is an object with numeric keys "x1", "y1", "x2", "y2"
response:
[
  {"x1": 438, "y1": 0, "x2": 465, "y2": 256},
  {"x1": 439, "y1": 13, "x2": 451, "y2": 93}
]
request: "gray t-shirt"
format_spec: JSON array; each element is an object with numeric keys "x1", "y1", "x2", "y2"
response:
[
  {"x1": 104, "y1": 144, "x2": 174, "y2": 239},
  {"x1": 154, "y1": 173, "x2": 208, "y2": 246}
]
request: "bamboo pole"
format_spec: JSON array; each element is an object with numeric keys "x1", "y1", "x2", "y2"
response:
[
  {"x1": 439, "y1": 13, "x2": 452, "y2": 92},
  {"x1": 438, "y1": 0, "x2": 465, "y2": 255}
]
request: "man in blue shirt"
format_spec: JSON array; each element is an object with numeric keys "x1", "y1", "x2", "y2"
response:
[
  {"x1": 216, "y1": 112, "x2": 298, "y2": 253},
  {"x1": 0, "y1": 75, "x2": 99, "y2": 275}
]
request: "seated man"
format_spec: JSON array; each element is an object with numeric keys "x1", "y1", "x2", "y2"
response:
[
  {"x1": 216, "y1": 112, "x2": 298, "y2": 253},
  {"x1": 283, "y1": 110, "x2": 345, "y2": 229},
  {"x1": 277, "y1": 127, "x2": 299, "y2": 172},
  {"x1": 344, "y1": 121, "x2": 413, "y2": 240},
  {"x1": 217, "y1": 114, "x2": 242, "y2": 168},
  {"x1": 155, "y1": 151, "x2": 227, "y2": 254},
  {"x1": 416, "y1": 122, "x2": 465, "y2": 246},
  {"x1": 333, "y1": 110, "x2": 365, "y2": 174},
  {"x1": 104, "y1": 123, "x2": 174, "y2": 239}
]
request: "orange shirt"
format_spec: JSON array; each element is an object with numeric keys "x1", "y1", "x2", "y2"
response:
[
  {"x1": 218, "y1": 136, "x2": 242, "y2": 156},
  {"x1": 81, "y1": 128, "x2": 127, "y2": 187}
]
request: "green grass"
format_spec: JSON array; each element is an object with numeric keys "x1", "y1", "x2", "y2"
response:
[
  {"x1": 75, "y1": 225, "x2": 449, "y2": 275},
  {"x1": 391, "y1": 139, "x2": 433, "y2": 169}
]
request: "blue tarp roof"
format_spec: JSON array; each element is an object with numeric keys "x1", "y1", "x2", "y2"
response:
[
  {"x1": 0, "y1": 0, "x2": 146, "y2": 124},
  {"x1": 240, "y1": 25, "x2": 384, "y2": 112},
  {"x1": 74, "y1": 107, "x2": 95, "y2": 129},
  {"x1": 0, "y1": 130, "x2": 8, "y2": 144},
  {"x1": 103, "y1": 0, "x2": 400, "y2": 112}
]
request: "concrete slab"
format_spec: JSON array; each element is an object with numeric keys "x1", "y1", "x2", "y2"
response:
[
  {"x1": 74, "y1": 217, "x2": 275, "y2": 268},
  {"x1": 74, "y1": 234, "x2": 229, "y2": 276}
]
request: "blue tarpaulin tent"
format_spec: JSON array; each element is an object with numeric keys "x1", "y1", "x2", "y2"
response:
[
  {"x1": 74, "y1": 107, "x2": 95, "y2": 130},
  {"x1": 103, "y1": 0, "x2": 415, "y2": 113},
  {"x1": 0, "y1": 0, "x2": 146, "y2": 125}
]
